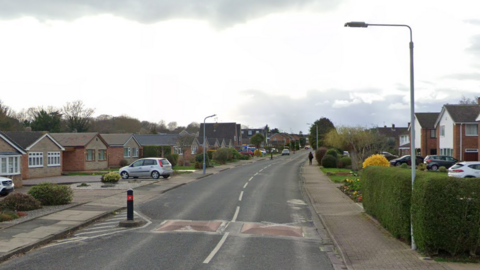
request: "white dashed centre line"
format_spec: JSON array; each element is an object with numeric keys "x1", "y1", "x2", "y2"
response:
[
  {"x1": 243, "y1": 182, "x2": 248, "y2": 188},
  {"x1": 203, "y1": 232, "x2": 230, "y2": 264},
  {"x1": 231, "y1": 206, "x2": 240, "y2": 222},
  {"x1": 254, "y1": 172, "x2": 258, "y2": 176},
  {"x1": 248, "y1": 177, "x2": 253, "y2": 182},
  {"x1": 239, "y1": 191, "x2": 244, "y2": 201}
]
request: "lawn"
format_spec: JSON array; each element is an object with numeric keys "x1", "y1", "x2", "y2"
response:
[{"x1": 320, "y1": 167, "x2": 356, "y2": 183}]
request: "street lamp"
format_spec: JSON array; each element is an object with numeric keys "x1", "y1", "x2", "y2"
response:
[
  {"x1": 203, "y1": 114, "x2": 216, "y2": 174},
  {"x1": 345, "y1": 21, "x2": 416, "y2": 250},
  {"x1": 307, "y1": 123, "x2": 318, "y2": 150}
]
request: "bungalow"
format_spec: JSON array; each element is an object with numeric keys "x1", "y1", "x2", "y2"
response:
[
  {"x1": 0, "y1": 131, "x2": 26, "y2": 187},
  {"x1": 134, "y1": 134, "x2": 179, "y2": 158},
  {"x1": 2, "y1": 131, "x2": 64, "y2": 180},
  {"x1": 51, "y1": 133, "x2": 108, "y2": 171},
  {"x1": 435, "y1": 103, "x2": 480, "y2": 161},
  {"x1": 101, "y1": 134, "x2": 141, "y2": 168}
]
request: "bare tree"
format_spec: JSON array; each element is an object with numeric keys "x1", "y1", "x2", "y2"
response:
[
  {"x1": 168, "y1": 121, "x2": 178, "y2": 131},
  {"x1": 459, "y1": 95, "x2": 480, "y2": 104},
  {"x1": 62, "y1": 100, "x2": 95, "y2": 132}
]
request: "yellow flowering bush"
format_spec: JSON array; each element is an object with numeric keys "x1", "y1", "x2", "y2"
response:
[{"x1": 362, "y1": 154, "x2": 390, "y2": 169}]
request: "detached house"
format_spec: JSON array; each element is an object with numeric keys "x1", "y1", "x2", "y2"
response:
[
  {"x1": 101, "y1": 134, "x2": 141, "y2": 168},
  {"x1": 435, "y1": 103, "x2": 480, "y2": 161},
  {"x1": 2, "y1": 131, "x2": 64, "y2": 180},
  {"x1": 51, "y1": 133, "x2": 108, "y2": 171},
  {"x1": 414, "y1": 113, "x2": 439, "y2": 157}
]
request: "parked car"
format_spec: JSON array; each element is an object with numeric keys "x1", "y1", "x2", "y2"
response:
[
  {"x1": 260, "y1": 149, "x2": 266, "y2": 155},
  {"x1": 119, "y1": 158, "x2": 173, "y2": 179},
  {"x1": 423, "y1": 155, "x2": 458, "y2": 171},
  {"x1": 0, "y1": 176, "x2": 14, "y2": 196},
  {"x1": 381, "y1": 152, "x2": 398, "y2": 161},
  {"x1": 240, "y1": 150, "x2": 253, "y2": 156},
  {"x1": 281, "y1": 149, "x2": 290, "y2": 156},
  {"x1": 448, "y1": 162, "x2": 480, "y2": 178},
  {"x1": 389, "y1": 155, "x2": 424, "y2": 167}
]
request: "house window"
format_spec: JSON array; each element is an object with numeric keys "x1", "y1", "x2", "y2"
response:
[
  {"x1": 174, "y1": 146, "x2": 183, "y2": 155},
  {"x1": 47, "y1": 152, "x2": 61, "y2": 167},
  {"x1": 132, "y1": 148, "x2": 138, "y2": 157},
  {"x1": 430, "y1": 129, "x2": 437, "y2": 138},
  {"x1": 98, "y1": 150, "x2": 107, "y2": 161},
  {"x1": 248, "y1": 130, "x2": 252, "y2": 135},
  {"x1": 86, "y1": 150, "x2": 95, "y2": 161},
  {"x1": 465, "y1": 124, "x2": 478, "y2": 136},
  {"x1": 440, "y1": 126, "x2": 445, "y2": 136},
  {"x1": 256, "y1": 131, "x2": 259, "y2": 133},
  {"x1": 192, "y1": 146, "x2": 198, "y2": 155},
  {"x1": 28, "y1": 152, "x2": 44, "y2": 168},
  {"x1": 124, "y1": 147, "x2": 131, "y2": 158},
  {"x1": 0, "y1": 156, "x2": 20, "y2": 175}
]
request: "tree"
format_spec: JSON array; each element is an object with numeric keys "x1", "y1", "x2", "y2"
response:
[
  {"x1": 270, "y1": 128, "x2": 280, "y2": 134},
  {"x1": 31, "y1": 109, "x2": 61, "y2": 132},
  {"x1": 167, "y1": 121, "x2": 178, "y2": 131},
  {"x1": 157, "y1": 120, "x2": 169, "y2": 134},
  {"x1": 186, "y1": 122, "x2": 200, "y2": 134},
  {"x1": 324, "y1": 126, "x2": 389, "y2": 171},
  {"x1": 176, "y1": 133, "x2": 196, "y2": 166},
  {"x1": 0, "y1": 100, "x2": 21, "y2": 131},
  {"x1": 250, "y1": 133, "x2": 265, "y2": 149},
  {"x1": 459, "y1": 95, "x2": 480, "y2": 104},
  {"x1": 62, "y1": 100, "x2": 95, "y2": 132},
  {"x1": 309, "y1": 117, "x2": 335, "y2": 150}
]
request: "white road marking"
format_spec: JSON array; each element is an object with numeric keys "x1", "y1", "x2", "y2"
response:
[
  {"x1": 254, "y1": 173, "x2": 258, "y2": 176},
  {"x1": 231, "y1": 206, "x2": 240, "y2": 222},
  {"x1": 203, "y1": 232, "x2": 230, "y2": 264},
  {"x1": 76, "y1": 228, "x2": 126, "y2": 236},
  {"x1": 259, "y1": 169, "x2": 263, "y2": 172},
  {"x1": 248, "y1": 177, "x2": 253, "y2": 182},
  {"x1": 239, "y1": 191, "x2": 244, "y2": 201},
  {"x1": 243, "y1": 182, "x2": 248, "y2": 188}
]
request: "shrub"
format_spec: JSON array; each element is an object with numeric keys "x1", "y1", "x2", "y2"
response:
[
  {"x1": 326, "y1": 149, "x2": 338, "y2": 159},
  {"x1": 207, "y1": 150, "x2": 216, "y2": 160},
  {"x1": 439, "y1": 166, "x2": 447, "y2": 172},
  {"x1": 0, "y1": 212, "x2": 19, "y2": 222},
  {"x1": 417, "y1": 163, "x2": 426, "y2": 171},
  {"x1": 340, "y1": 156, "x2": 352, "y2": 167},
  {"x1": 254, "y1": 149, "x2": 262, "y2": 157},
  {"x1": 322, "y1": 155, "x2": 337, "y2": 168},
  {"x1": 195, "y1": 153, "x2": 211, "y2": 167},
  {"x1": 194, "y1": 162, "x2": 202, "y2": 169},
  {"x1": 119, "y1": 159, "x2": 129, "y2": 167},
  {"x1": 0, "y1": 193, "x2": 42, "y2": 211},
  {"x1": 315, "y1": 147, "x2": 328, "y2": 165},
  {"x1": 166, "y1": 154, "x2": 179, "y2": 167},
  {"x1": 101, "y1": 172, "x2": 121, "y2": 183},
  {"x1": 230, "y1": 148, "x2": 242, "y2": 160},
  {"x1": 214, "y1": 148, "x2": 232, "y2": 164},
  {"x1": 362, "y1": 154, "x2": 390, "y2": 169},
  {"x1": 238, "y1": 154, "x2": 250, "y2": 160},
  {"x1": 28, "y1": 183, "x2": 73, "y2": 206},
  {"x1": 400, "y1": 163, "x2": 409, "y2": 169}
]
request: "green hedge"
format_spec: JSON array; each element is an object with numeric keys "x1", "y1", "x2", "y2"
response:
[
  {"x1": 142, "y1": 146, "x2": 171, "y2": 158},
  {"x1": 412, "y1": 176, "x2": 480, "y2": 256},
  {"x1": 362, "y1": 166, "x2": 412, "y2": 243}
]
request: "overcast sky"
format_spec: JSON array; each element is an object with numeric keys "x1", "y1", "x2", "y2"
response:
[{"x1": 1, "y1": 0, "x2": 479, "y2": 134}]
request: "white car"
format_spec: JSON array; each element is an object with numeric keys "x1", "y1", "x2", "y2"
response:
[
  {"x1": 281, "y1": 149, "x2": 290, "y2": 156},
  {"x1": 447, "y1": 161, "x2": 480, "y2": 178},
  {"x1": 0, "y1": 176, "x2": 14, "y2": 196},
  {"x1": 119, "y1": 158, "x2": 173, "y2": 179}
]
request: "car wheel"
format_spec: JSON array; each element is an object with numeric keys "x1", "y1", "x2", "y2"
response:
[
  {"x1": 431, "y1": 165, "x2": 438, "y2": 171},
  {"x1": 162, "y1": 175, "x2": 169, "y2": 179},
  {"x1": 395, "y1": 162, "x2": 401, "y2": 167},
  {"x1": 120, "y1": 171, "x2": 129, "y2": 179},
  {"x1": 151, "y1": 171, "x2": 160, "y2": 179}
]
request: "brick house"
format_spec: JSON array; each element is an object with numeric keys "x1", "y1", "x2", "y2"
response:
[
  {"x1": 134, "y1": 134, "x2": 179, "y2": 158},
  {"x1": 241, "y1": 126, "x2": 268, "y2": 146},
  {"x1": 3, "y1": 131, "x2": 64, "y2": 180},
  {"x1": 51, "y1": 133, "x2": 108, "y2": 171},
  {"x1": 269, "y1": 133, "x2": 296, "y2": 148},
  {"x1": 100, "y1": 134, "x2": 142, "y2": 168},
  {"x1": 435, "y1": 103, "x2": 480, "y2": 161},
  {"x1": 0, "y1": 131, "x2": 26, "y2": 187},
  {"x1": 375, "y1": 125, "x2": 409, "y2": 155},
  {"x1": 414, "y1": 113, "x2": 439, "y2": 157}
]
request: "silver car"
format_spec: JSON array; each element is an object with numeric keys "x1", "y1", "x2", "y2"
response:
[{"x1": 119, "y1": 158, "x2": 173, "y2": 179}]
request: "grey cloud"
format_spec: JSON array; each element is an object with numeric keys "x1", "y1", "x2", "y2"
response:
[
  {"x1": 0, "y1": 0, "x2": 343, "y2": 27},
  {"x1": 442, "y1": 73, "x2": 480, "y2": 81}
]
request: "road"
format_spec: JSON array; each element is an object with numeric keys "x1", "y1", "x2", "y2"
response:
[{"x1": 0, "y1": 153, "x2": 336, "y2": 270}]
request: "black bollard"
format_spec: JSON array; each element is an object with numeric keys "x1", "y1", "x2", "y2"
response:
[{"x1": 127, "y1": 189, "x2": 134, "y2": 221}]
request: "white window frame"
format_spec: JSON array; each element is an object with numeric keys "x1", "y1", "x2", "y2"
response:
[
  {"x1": 465, "y1": 124, "x2": 478, "y2": 136},
  {"x1": 124, "y1": 147, "x2": 131, "y2": 158},
  {"x1": 191, "y1": 146, "x2": 198, "y2": 155},
  {"x1": 0, "y1": 155, "x2": 21, "y2": 175},
  {"x1": 47, "y1": 152, "x2": 61, "y2": 167},
  {"x1": 132, "y1": 148, "x2": 138, "y2": 157},
  {"x1": 28, "y1": 152, "x2": 44, "y2": 168}
]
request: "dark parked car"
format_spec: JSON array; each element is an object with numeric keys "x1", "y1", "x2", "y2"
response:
[
  {"x1": 423, "y1": 155, "x2": 458, "y2": 171},
  {"x1": 381, "y1": 151, "x2": 398, "y2": 161},
  {"x1": 389, "y1": 155, "x2": 424, "y2": 167}
]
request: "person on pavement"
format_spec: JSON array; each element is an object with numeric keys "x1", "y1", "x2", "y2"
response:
[{"x1": 308, "y1": 151, "x2": 314, "y2": 165}]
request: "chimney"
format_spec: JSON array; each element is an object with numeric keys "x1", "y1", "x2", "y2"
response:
[{"x1": 392, "y1": 124, "x2": 395, "y2": 131}]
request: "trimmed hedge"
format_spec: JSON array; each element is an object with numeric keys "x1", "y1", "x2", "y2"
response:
[
  {"x1": 326, "y1": 149, "x2": 338, "y2": 159},
  {"x1": 361, "y1": 166, "x2": 412, "y2": 243},
  {"x1": 28, "y1": 183, "x2": 73, "y2": 206},
  {"x1": 142, "y1": 146, "x2": 171, "y2": 158},
  {"x1": 412, "y1": 176, "x2": 480, "y2": 256}
]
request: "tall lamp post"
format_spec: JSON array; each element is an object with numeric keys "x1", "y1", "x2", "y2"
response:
[
  {"x1": 203, "y1": 114, "x2": 216, "y2": 175},
  {"x1": 307, "y1": 123, "x2": 318, "y2": 150},
  {"x1": 344, "y1": 21, "x2": 416, "y2": 250}
]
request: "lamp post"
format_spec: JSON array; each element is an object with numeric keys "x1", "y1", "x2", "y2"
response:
[
  {"x1": 345, "y1": 21, "x2": 416, "y2": 250},
  {"x1": 307, "y1": 123, "x2": 318, "y2": 150},
  {"x1": 203, "y1": 114, "x2": 216, "y2": 174}
]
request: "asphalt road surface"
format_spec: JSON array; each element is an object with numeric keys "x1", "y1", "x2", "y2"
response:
[{"x1": 0, "y1": 153, "x2": 335, "y2": 270}]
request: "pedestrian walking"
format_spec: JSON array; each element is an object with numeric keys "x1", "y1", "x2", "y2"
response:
[{"x1": 308, "y1": 151, "x2": 314, "y2": 165}]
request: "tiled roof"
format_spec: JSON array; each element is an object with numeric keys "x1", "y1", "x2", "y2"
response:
[
  {"x1": 101, "y1": 134, "x2": 134, "y2": 146},
  {"x1": 375, "y1": 127, "x2": 408, "y2": 138},
  {"x1": 415, "y1": 113, "x2": 439, "y2": 129},
  {"x1": 2, "y1": 131, "x2": 47, "y2": 149},
  {"x1": 200, "y1": 122, "x2": 238, "y2": 145},
  {"x1": 50, "y1": 133, "x2": 99, "y2": 147},
  {"x1": 134, "y1": 134, "x2": 179, "y2": 146},
  {"x1": 444, "y1": 104, "x2": 480, "y2": 123},
  {"x1": 0, "y1": 131, "x2": 26, "y2": 154}
]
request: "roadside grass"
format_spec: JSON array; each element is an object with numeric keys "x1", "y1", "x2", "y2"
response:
[
  {"x1": 173, "y1": 165, "x2": 195, "y2": 170},
  {"x1": 320, "y1": 167, "x2": 356, "y2": 183}
]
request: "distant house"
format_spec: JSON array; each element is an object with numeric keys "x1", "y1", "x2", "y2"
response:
[
  {"x1": 414, "y1": 112, "x2": 439, "y2": 157},
  {"x1": 375, "y1": 125, "x2": 409, "y2": 155},
  {"x1": 0, "y1": 131, "x2": 26, "y2": 187},
  {"x1": 101, "y1": 134, "x2": 141, "y2": 168},
  {"x1": 51, "y1": 133, "x2": 108, "y2": 171},
  {"x1": 435, "y1": 103, "x2": 480, "y2": 161},
  {"x1": 270, "y1": 133, "x2": 294, "y2": 147},
  {"x1": 2, "y1": 131, "x2": 64, "y2": 180},
  {"x1": 199, "y1": 122, "x2": 241, "y2": 148},
  {"x1": 241, "y1": 127, "x2": 268, "y2": 146},
  {"x1": 134, "y1": 134, "x2": 179, "y2": 158}
]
